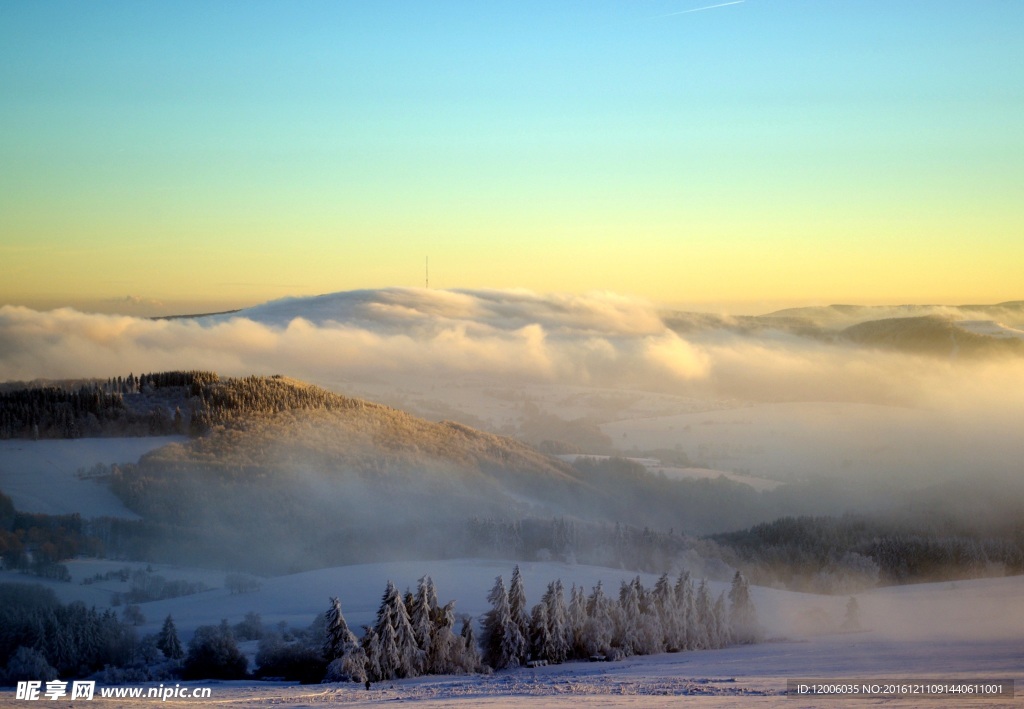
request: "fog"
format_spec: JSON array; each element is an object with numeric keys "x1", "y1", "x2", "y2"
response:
[
  {"x1": 2, "y1": 289, "x2": 1022, "y2": 405},
  {"x1": 2, "y1": 288, "x2": 1023, "y2": 494}
]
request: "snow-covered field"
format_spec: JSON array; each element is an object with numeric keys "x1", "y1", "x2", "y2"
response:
[
  {"x1": 2, "y1": 559, "x2": 1020, "y2": 707},
  {"x1": 0, "y1": 437, "x2": 184, "y2": 518}
]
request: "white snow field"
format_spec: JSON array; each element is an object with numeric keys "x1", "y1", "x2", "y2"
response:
[
  {"x1": 0, "y1": 437, "x2": 184, "y2": 518},
  {"x1": 1, "y1": 560, "x2": 1020, "y2": 707}
]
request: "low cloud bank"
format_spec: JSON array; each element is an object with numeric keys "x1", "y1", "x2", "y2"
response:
[{"x1": 2, "y1": 289, "x2": 1023, "y2": 418}]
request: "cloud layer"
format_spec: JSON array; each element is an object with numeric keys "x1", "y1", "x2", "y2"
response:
[{"x1": 2, "y1": 289, "x2": 1023, "y2": 417}]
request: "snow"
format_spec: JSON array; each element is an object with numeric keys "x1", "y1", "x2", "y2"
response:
[
  {"x1": 1, "y1": 557, "x2": 1021, "y2": 706},
  {"x1": 0, "y1": 437, "x2": 184, "y2": 518}
]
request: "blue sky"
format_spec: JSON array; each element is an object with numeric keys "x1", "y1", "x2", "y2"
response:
[{"x1": 2, "y1": 1, "x2": 1022, "y2": 312}]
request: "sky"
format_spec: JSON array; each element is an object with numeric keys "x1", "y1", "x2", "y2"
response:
[{"x1": 2, "y1": 0, "x2": 1022, "y2": 315}]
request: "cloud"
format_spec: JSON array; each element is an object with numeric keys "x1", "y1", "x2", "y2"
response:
[
  {"x1": 1, "y1": 289, "x2": 1022, "y2": 421},
  {"x1": 654, "y1": 1, "x2": 745, "y2": 19}
]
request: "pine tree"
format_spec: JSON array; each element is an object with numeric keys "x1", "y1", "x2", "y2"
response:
[
  {"x1": 542, "y1": 580, "x2": 570, "y2": 664},
  {"x1": 567, "y1": 583, "x2": 589, "y2": 660},
  {"x1": 529, "y1": 602, "x2": 551, "y2": 663},
  {"x1": 324, "y1": 596, "x2": 358, "y2": 663},
  {"x1": 653, "y1": 573, "x2": 680, "y2": 652},
  {"x1": 615, "y1": 579, "x2": 642, "y2": 656},
  {"x1": 480, "y1": 575, "x2": 526, "y2": 670},
  {"x1": 712, "y1": 592, "x2": 730, "y2": 648},
  {"x1": 694, "y1": 579, "x2": 713, "y2": 650},
  {"x1": 375, "y1": 606, "x2": 399, "y2": 681},
  {"x1": 508, "y1": 565, "x2": 530, "y2": 665},
  {"x1": 429, "y1": 600, "x2": 459, "y2": 674},
  {"x1": 459, "y1": 616, "x2": 481, "y2": 673},
  {"x1": 373, "y1": 580, "x2": 422, "y2": 679},
  {"x1": 582, "y1": 581, "x2": 613, "y2": 658},
  {"x1": 157, "y1": 614, "x2": 184, "y2": 660},
  {"x1": 675, "y1": 571, "x2": 696, "y2": 650},
  {"x1": 411, "y1": 576, "x2": 437, "y2": 674},
  {"x1": 361, "y1": 625, "x2": 382, "y2": 682}
]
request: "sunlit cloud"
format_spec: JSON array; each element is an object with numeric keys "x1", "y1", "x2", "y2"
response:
[{"x1": 1, "y1": 289, "x2": 1022, "y2": 421}]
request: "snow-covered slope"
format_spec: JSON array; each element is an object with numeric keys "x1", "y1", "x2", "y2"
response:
[
  {"x1": 0, "y1": 437, "x2": 183, "y2": 518},
  {"x1": 3, "y1": 558, "x2": 1020, "y2": 707}
]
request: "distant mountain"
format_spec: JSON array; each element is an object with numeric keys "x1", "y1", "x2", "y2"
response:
[
  {"x1": 840, "y1": 316, "x2": 1024, "y2": 358},
  {"x1": 661, "y1": 301, "x2": 1024, "y2": 358},
  {"x1": 761, "y1": 301, "x2": 1024, "y2": 331}
]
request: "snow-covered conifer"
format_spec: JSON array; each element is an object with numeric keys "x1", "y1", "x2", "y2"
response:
[
  {"x1": 529, "y1": 601, "x2": 551, "y2": 662},
  {"x1": 542, "y1": 580, "x2": 570, "y2": 664},
  {"x1": 675, "y1": 571, "x2": 695, "y2": 650},
  {"x1": 615, "y1": 579, "x2": 642, "y2": 656},
  {"x1": 567, "y1": 583, "x2": 588, "y2": 659},
  {"x1": 694, "y1": 579, "x2": 713, "y2": 650},
  {"x1": 384, "y1": 582, "x2": 423, "y2": 678},
  {"x1": 712, "y1": 592, "x2": 730, "y2": 648},
  {"x1": 508, "y1": 565, "x2": 530, "y2": 665},
  {"x1": 411, "y1": 576, "x2": 437, "y2": 673},
  {"x1": 582, "y1": 581, "x2": 614, "y2": 657},
  {"x1": 459, "y1": 616, "x2": 481, "y2": 673},
  {"x1": 324, "y1": 596, "x2": 358, "y2": 662},
  {"x1": 429, "y1": 600, "x2": 459, "y2": 674},
  {"x1": 157, "y1": 614, "x2": 184, "y2": 660},
  {"x1": 369, "y1": 580, "x2": 422, "y2": 679},
  {"x1": 480, "y1": 575, "x2": 526, "y2": 670},
  {"x1": 653, "y1": 573, "x2": 680, "y2": 652},
  {"x1": 375, "y1": 606, "x2": 399, "y2": 680},
  {"x1": 361, "y1": 625, "x2": 382, "y2": 682}
]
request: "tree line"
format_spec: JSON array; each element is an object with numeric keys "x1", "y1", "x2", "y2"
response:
[
  {"x1": 321, "y1": 566, "x2": 759, "y2": 685},
  {"x1": 0, "y1": 371, "x2": 374, "y2": 440},
  {"x1": 715, "y1": 513, "x2": 1024, "y2": 591}
]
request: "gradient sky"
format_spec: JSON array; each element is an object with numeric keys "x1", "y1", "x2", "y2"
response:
[{"x1": 2, "y1": 0, "x2": 1022, "y2": 315}]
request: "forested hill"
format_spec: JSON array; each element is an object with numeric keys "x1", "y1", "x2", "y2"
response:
[{"x1": 0, "y1": 370, "x2": 397, "y2": 440}]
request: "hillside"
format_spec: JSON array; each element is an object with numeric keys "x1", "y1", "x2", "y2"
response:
[{"x1": 840, "y1": 315, "x2": 1024, "y2": 358}]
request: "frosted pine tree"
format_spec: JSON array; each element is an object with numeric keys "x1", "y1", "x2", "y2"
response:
[
  {"x1": 375, "y1": 606, "x2": 399, "y2": 680},
  {"x1": 429, "y1": 600, "x2": 459, "y2": 674},
  {"x1": 371, "y1": 580, "x2": 423, "y2": 680},
  {"x1": 615, "y1": 579, "x2": 642, "y2": 656},
  {"x1": 481, "y1": 575, "x2": 526, "y2": 670},
  {"x1": 567, "y1": 583, "x2": 589, "y2": 660},
  {"x1": 459, "y1": 616, "x2": 481, "y2": 673},
  {"x1": 694, "y1": 579, "x2": 713, "y2": 650},
  {"x1": 542, "y1": 580, "x2": 570, "y2": 664},
  {"x1": 411, "y1": 576, "x2": 438, "y2": 674},
  {"x1": 323, "y1": 596, "x2": 358, "y2": 663},
  {"x1": 582, "y1": 581, "x2": 614, "y2": 658},
  {"x1": 712, "y1": 592, "x2": 731, "y2": 648},
  {"x1": 361, "y1": 626, "x2": 382, "y2": 682},
  {"x1": 653, "y1": 573, "x2": 680, "y2": 652},
  {"x1": 508, "y1": 565, "x2": 530, "y2": 665},
  {"x1": 675, "y1": 571, "x2": 696, "y2": 650},
  {"x1": 387, "y1": 583, "x2": 423, "y2": 678},
  {"x1": 528, "y1": 602, "x2": 551, "y2": 663},
  {"x1": 157, "y1": 614, "x2": 184, "y2": 660}
]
